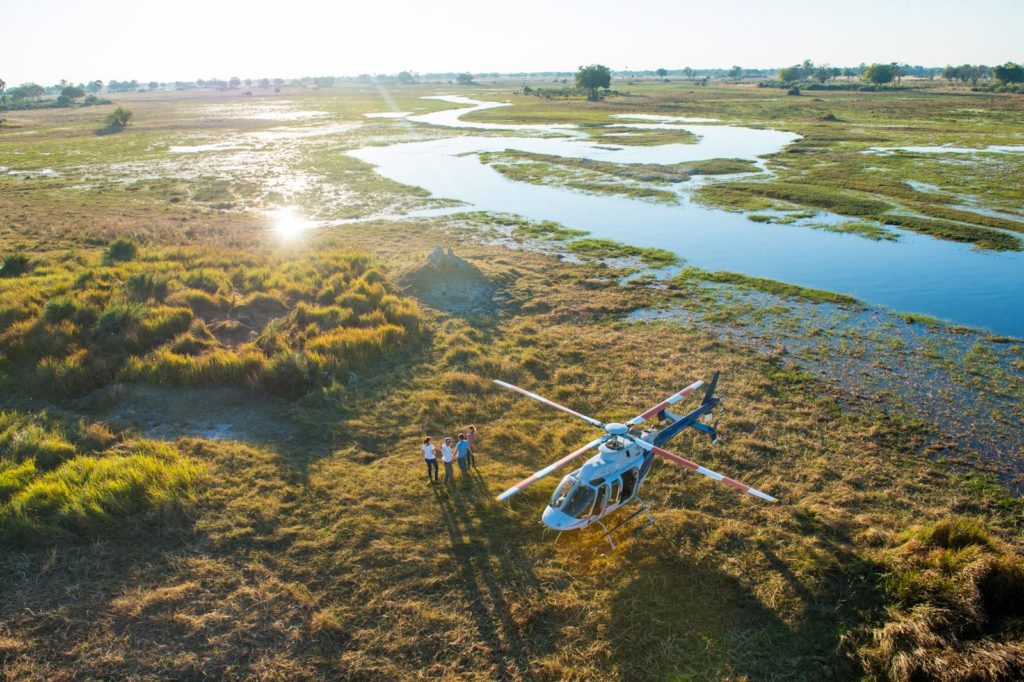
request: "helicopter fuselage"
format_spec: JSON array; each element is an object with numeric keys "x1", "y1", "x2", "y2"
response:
[
  {"x1": 540, "y1": 394, "x2": 721, "y2": 532},
  {"x1": 541, "y1": 433, "x2": 656, "y2": 531}
]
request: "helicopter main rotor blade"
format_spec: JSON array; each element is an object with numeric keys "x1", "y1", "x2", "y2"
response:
[
  {"x1": 626, "y1": 380, "x2": 704, "y2": 426},
  {"x1": 651, "y1": 445, "x2": 778, "y2": 503},
  {"x1": 493, "y1": 380, "x2": 605, "y2": 429},
  {"x1": 496, "y1": 436, "x2": 606, "y2": 502}
]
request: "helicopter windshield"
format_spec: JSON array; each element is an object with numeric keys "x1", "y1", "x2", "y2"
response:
[
  {"x1": 561, "y1": 484, "x2": 597, "y2": 519},
  {"x1": 550, "y1": 475, "x2": 577, "y2": 508}
]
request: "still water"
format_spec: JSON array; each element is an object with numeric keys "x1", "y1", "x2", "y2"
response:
[{"x1": 352, "y1": 97, "x2": 1024, "y2": 337}]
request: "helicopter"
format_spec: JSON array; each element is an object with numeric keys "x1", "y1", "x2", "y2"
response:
[{"x1": 493, "y1": 372, "x2": 777, "y2": 547}]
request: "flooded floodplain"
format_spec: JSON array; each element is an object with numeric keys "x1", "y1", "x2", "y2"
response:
[{"x1": 352, "y1": 96, "x2": 1024, "y2": 337}]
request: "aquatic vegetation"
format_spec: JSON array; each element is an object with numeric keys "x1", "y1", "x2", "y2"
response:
[
  {"x1": 676, "y1": 267, "x2": 862, "y2": 305},
  {"x1": 567, "y1": 238, "x2": 678, "y2": 266}
]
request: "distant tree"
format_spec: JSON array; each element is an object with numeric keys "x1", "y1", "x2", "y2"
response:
[
  {"x1": 244, "y1": 78, "x2": 252, "y2": 87},
  {"x1": 259, "y1": 78, "x2": 271, "y2": 88},
  {"x1": 992, "y1": 62, "x2": 1024, "y2": 84},
  {"x1": 655, "y1": 67, "x2": 667, "y2": 79},
  {"x1": 777, "y1": 65, "x2": 805, "y2": 82},
  {"x1": 863, "y1": 63, "x2": 896, "y2": 86},
  {"x1": 397, "y1": 71, "x2": 416, "y2": 85},
  {"x1": 313, "y1": 76, "x2": 335, "y2": 88},
  {"x1": 455, "y1": 72, "x2": 474, "y2": 86},
  {"x1": 682, "y1": 66, "x2": 693, "y2": 80},
  {"x1": 728, "y1": 65, "x2": 743, "y2": 80},
  {"x1": 273, "y1": 78, "x2": 284, "y2": 87},
  {"x1": 941, "y1": 65, "x2": 960, "y2": 83},
  {"x1": 892, "y1": 62, "x2": 904, "y2": 86},
  {"x1": 61, "y1": 85, "x2": 85, "y2": 101},
  {"x1": 86, "y1": 79, "x2": 103, "y2": 94},
  {"x1": 813, "y1": 65, "x2": 838, "y2": 83},
  {"x1": 0, "y1": 77, "x2": 5, "y2": 107},
  {"x1": 104, "y1": 106, "x2": 133, "y2": 129},
  {"x1": 196, "y1": 79, "x2": 206, "y2": 88},
  {"x1": 148, "y1": 81, "x2": 159, "y2": 90},
  {"x1": 575, "y1": 64, "x2": 611, "y2": 100},
  {"x1": 229, "y1": 76, "x2": 241, "y2": 88},
  {"x1": 9, "y1": 83, "x2": 44, "y2": 101},
  {"x1": 842, "y1": 66, "x2": 859, "y2": 78}
]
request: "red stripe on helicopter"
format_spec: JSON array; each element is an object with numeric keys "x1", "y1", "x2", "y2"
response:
[
  {"x1": 496, "y1": 437, "x2": 605, "y2": 502},
  {"x1": 629, "y1": 380, "x2": 704, "y2": 424}
]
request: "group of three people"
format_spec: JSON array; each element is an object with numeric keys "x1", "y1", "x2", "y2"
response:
[{"x1": 422, "y1": 426, "x2": 477, "y2": 486}]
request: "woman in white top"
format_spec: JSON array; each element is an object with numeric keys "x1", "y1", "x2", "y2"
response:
[
  {"x1": 440, "y1": 437, "x2": 455, "y2": 487},
  {"x1": 422, "y1": 437, "x2": 438, "y2": 483}
]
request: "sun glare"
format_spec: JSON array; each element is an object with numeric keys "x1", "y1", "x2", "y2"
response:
[{"x1": 269, "y1": 206, "x2": 317, "y2": 241}]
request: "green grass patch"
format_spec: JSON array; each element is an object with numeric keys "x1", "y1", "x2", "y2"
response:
[
  {"x1": 567, "y1": 238, "x2": 678, "y2": 266},
  {"x1": 677, "y1": 267, "x2": 861, "y2": 305}
]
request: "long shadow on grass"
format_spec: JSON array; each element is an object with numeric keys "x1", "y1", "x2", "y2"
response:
[
  {"x1": 433, "y1": 470, "x2": 552, "y2": 678},
  {"x1": 604, "y1": 528, "x2": 875, "y2": 681}
]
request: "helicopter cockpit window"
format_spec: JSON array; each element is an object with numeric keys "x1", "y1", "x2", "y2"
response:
[
  {"x1": 550, "y1": 475, "x2": 577, "y2": 509},
  {"x1": 561, "y1": 484, "x2": 597, "y2": 519}
]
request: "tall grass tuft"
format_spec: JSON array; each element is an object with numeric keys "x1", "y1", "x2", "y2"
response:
[{"x1": 842, "y1": 516, "x2": 1024, "y2": 681}]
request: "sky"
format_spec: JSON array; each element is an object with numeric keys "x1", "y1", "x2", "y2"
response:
[{"x1": 3, "y1": 0, "x2": 1023, "y2": 85}]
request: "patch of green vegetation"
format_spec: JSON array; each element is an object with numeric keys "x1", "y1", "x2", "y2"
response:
[
  {"x1": 511, "y1": 220, "x2": 588, "y2": 241},
  {"x1": 584, "y1": 124, "x2": 699, "y2": 146},
  {"x1": 879, "y1": 214, "x2": 1020, "y2": 251},
  {"x1": 807, "y1": 221, "x2": 900, "y2": 241},
  {"x1": 843, "y1": 516, "x2": 1024, "y2": 680},
  {"x1": 677, "y1": 267, "x2": 861, "y2": 305},
  {"x1": 567, "y1": 238, "x2": 678, "y2": 266},
  {"x1": 0, "y1": 239, "x2": 424, "y2": 400},
  {"x1": 478, "y1": 151, "x2": 759, "y2": 205},
  {"x1": 0, "y1": 411, "x2": 203, "y2": 544}
]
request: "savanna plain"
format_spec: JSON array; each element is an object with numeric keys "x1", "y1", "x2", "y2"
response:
[{"x1": 1, "y1": 79, "x2": 1023, "y2": 681}]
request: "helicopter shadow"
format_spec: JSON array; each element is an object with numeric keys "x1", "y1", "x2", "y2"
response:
[
  {"x1": 432, "y1": 469, "x2": 552, "y2": 678},
  {"x1": 604, "y1": 536, "x2": 865, "y2": 681}
]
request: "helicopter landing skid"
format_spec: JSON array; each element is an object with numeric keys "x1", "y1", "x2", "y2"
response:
[{"x1": 596, "y1": 497, "x2": 655, "y2": 549}]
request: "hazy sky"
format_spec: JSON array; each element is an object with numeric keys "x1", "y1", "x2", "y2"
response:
[{"x1": 4, "y1": 0, "x2": 1022, "y2": 84}]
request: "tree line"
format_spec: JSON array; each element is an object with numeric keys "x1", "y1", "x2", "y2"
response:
[{"x1": 775, "y1": 59, "x2": 1024, "y2": 86}]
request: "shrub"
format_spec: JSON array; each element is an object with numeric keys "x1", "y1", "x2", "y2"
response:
[
  {"x1": 259, "y1": 352, "x2": 313, "y2": 398},
  {"x1": 104, "y1": 106, "x2": 133, "y2": 128},
  {"x1": 1, "y1": 254, "x2": 32, "y2": 277},
  {"x1": 106, "y1": 238, "x2": 138, "y2": 262},
  {"x1": 95, "y1": 302, "x2": 145, "y2": 336},
  {"x1": 183, "y1": 269, "x2": 224, "y2": 294},
  {"x1": 126, "y1": 272, "x2": 171, "y2": 302}
]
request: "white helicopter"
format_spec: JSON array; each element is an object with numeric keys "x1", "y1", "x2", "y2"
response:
[{"x1": 494, "y1": 372, "x2": 777, "y2": 546}]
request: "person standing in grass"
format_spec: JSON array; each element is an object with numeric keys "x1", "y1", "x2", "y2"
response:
[
  {"x1": 456, "y1": 433, "x2": 470, "y2": 476},
  {"x1": 422, "y1": 437, "x2": 438, "y2": 483},
  {"x1": 441, "y1": 437, "x2": 455, "y2": 487},
  {"x1": 466, "y1": 425, "x2": 478, "y2": 467}
]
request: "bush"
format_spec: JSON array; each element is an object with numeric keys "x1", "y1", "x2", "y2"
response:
[
  {"x1": 126, "y1": 272, "x2": 171, "y2": 302},
  {"x1": 1, "y1": 253, "x2": 31, "y2": 277},
  {"x1": 106, "y1": 237, "x2": 138, "y2": 261},
  {"x1": 104, "y1": 106, "x2": 133, "y2": 128}
]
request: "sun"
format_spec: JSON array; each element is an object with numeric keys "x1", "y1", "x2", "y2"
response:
[{"x1": 269, "y1": 206, "x2": 317, "y2": 241}]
